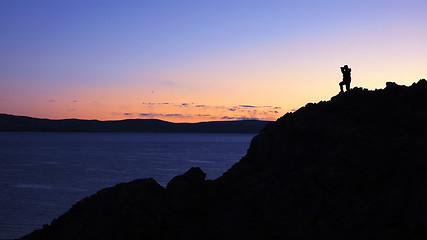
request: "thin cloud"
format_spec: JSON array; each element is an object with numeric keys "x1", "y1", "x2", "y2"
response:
[
  {"x1": 141, "y1": 102, "x2": 172, "y2": 105},
  {"x1": 137, "y1": 102, "x2": 282, "y2": 121},
  {"x1": 139, "y1": 113, "x2": 212, "y2": 119},
  {"x1": 123, "y1": 113, "x2": 133, "y2": 116},
  {"x1": 139, "y1": 113, "x2": 164, "y2": 118},
  {"x1": 139, "y1": 113, "x2": 184, "y2": 117},
  {"x1": 221, "y1": 116, "x2": 235, "y2": 120},
  {"x1": 237, "y1": 116, "x2": 260, "y2": 120},
  {"x1": 48, "y1": 100, "x2": 56, "y2": 103},
  {"x1": 72, "y1": 100, "x2": 78, "y2": 103}
]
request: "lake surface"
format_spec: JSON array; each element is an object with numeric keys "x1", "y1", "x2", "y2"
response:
[{"x1": 0, "y1": 132, "x2": 254, "y2": 240}]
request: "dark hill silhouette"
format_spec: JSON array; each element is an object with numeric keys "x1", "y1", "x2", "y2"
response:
[
  {"x1": 0, "y1": 114, "x2": 271, "y2": 133},
  {"x1": 19, "y1": 80, "x2": 427, "y2": 240}
]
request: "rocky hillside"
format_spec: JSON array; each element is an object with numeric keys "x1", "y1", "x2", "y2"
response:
[{"x1": 20, "y1": 80, "x2": 427, "y2": 240}]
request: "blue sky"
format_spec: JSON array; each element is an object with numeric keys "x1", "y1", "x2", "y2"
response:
[{"x1": 1, "y1": 0, "x2": 426, "y2": 121}]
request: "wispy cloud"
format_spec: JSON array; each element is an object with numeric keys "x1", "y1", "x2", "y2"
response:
[
  {"x1": 221, "y1": 116, "x2": 235, "y2": 120},
  {"x1": 48, "y1": 100, "x2": 56, "y2": 103},
  {"x1": 239, "y1": 105, "x2": 257, "y2": 108},
  {"x1": 237, "y1": 116, "x2": 260, "y2": 120},
  {"x1": 165, "y1": 113, "x2": 184, "y2": 117},
  {"x1": 138, "y1": 113, "x2": 187, "y2": 118},
  {"x1": 137, "y1": 112, "x2": 215, "y2": 120},
  {"x1": 142, "y1": 102, "x2": 173, "y2": 106},
  {"x1": 137, "y1": 101, "x2": 283, "y2": 121}
]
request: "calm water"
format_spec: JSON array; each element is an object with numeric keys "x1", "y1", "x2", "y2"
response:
[{"x1": 0, "y1": 132, "x2": 254, "y2": 240}]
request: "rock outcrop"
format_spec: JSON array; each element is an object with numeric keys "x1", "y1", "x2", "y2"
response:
[{"x1": 20, "y1": 80, "x2": 427, "y2": 240}]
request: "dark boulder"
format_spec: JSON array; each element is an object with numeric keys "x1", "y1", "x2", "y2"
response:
[
  {"x1": 166, "y1": 167, "x2": 207, "y2": 213},
  {"x1": 167, "y1": 167, "x2": 207, "y2": 194}
]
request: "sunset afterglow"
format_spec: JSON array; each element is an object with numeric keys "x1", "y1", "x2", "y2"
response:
[{"x1": 1, "y1": 1, "x2": 426, "y2": 122}]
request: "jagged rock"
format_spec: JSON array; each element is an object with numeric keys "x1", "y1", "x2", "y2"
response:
[
  {"x1": 167, "y1": 167, "x2": 206, "y2": 194},
  {"x1": 166, "y1": 167, "x2": 207, "y2": 212},
  {"x1": 20, "y1": 80, "x2": 427, "y2": 240}
]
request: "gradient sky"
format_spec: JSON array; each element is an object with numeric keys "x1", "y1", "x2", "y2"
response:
[{"x1": 1, "y1": 0, "x2": 426, "y2": 122}]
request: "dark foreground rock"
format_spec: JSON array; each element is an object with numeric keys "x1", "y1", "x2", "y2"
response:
[{"x1": 20, "y1": 80, "x2": 427, "y2": 240}]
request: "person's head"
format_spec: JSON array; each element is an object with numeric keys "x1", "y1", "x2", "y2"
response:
[{"x1": 344, "y1": 65, "x2": 348, "y2": 69}]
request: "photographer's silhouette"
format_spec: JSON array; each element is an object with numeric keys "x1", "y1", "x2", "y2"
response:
[{"x1": 339, "y1": 65, "x2": 351, "y2": 92}]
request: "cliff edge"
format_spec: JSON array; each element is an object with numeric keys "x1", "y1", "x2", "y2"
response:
[{"x1": 20, "y1": 80, "x2": 427, "y2": 240}]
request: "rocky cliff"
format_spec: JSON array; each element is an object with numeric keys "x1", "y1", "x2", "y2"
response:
[{"x1": 20, "y1": 80, "x2": 427, "y2": 240}]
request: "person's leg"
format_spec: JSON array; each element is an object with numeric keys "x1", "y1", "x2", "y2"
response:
[
  {"x1": 340, "y1": 81, "x2": 345, "y2": 92},
  {"x1": 345, "y1": 82, "x2": 350, "y2": 91}
]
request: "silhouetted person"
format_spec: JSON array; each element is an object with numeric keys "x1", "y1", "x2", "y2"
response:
[{"x1": 339, "y1": 65, "x2": 351, "y2": 92}]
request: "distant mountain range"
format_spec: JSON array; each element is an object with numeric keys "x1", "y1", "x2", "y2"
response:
[{"x1": 0, "y1": 114, "x2": 272, "y2": 133}]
